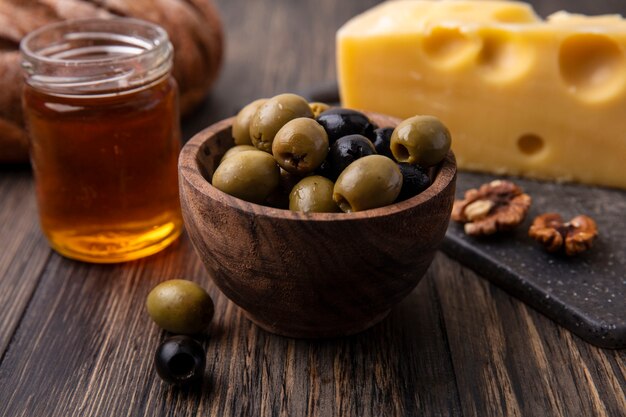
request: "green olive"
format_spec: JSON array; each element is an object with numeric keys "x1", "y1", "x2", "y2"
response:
[
  {"x1": 146, "y1": 279, "x2": 214, "y2": 334},
  {"x1": 221, "y1": 145, "x2": 259, "y2": 162},
  {"x1": 390, "y1": 115, "x2": 451, "y2": 167},
  {"x1": 309, "y1": 102, "x2": 330, "y2": 118},
  {"x1": 272, "y1": 118, "x2": 329, "y2": 175},
  {"x1": 289, "y1": 176, "x2": 340, "y2": 213},
  {"x1": 212, "y1": 150, "x2": 280, "y2": 203},
  {"x1": 333, "y1": 155, "x2": 402, "y2": 212},
  {"x1": 249, "y1": 93, "x2": 314, "y2": 153},
  {"x1": 232, "y1": 99, "x2": 267, "y2": 145}
]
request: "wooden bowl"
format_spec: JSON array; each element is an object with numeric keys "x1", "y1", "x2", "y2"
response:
[{"x1": 178, "y1": 113, "x2": 457, "y2": 338}]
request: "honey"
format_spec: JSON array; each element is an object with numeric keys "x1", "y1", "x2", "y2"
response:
[{"x1": 21, "y1": 18, "x2": 183, "y2": 263}]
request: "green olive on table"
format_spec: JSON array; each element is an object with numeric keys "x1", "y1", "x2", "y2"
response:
[
  {"x1": 221, "y1": 145, "x2": 259, "y2": 162},
  {"x1": 212, "y1": 150, "x2": 280, "y2": 203},
  {"x1": 272, "y1": 117, "x2": 329, "y2": 175},
  {"x1": 232, "y1": 98, "x2": 267, "y2": 145},
  {"x1": 249, "y1": 93, "x2": 314, "y2": 153},
  {"x1": 390, "y1": 115, "x2": 451, "y2": 167},
  {"x1": 146, "y1": 279, "x2": 214, "y2": 335},
  {"x1": 333, "y1": 155, "x2": 403, "y2": 212},
  {"x1": 289, "y1": 175, "x2": 340, "y2": 213}
]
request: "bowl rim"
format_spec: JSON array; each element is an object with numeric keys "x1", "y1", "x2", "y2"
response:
[{"x1": 179, "y1": 114, "x2": 457, "y2": 222}]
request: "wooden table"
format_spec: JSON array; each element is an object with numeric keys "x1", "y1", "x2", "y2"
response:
[{"x1": 1, "y1": 1, "x2": 624, "y2": 416}]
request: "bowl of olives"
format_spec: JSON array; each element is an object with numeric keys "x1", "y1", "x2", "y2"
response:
[{"x1": 178, "y1": 94, "x2": 456, "y2": 338}]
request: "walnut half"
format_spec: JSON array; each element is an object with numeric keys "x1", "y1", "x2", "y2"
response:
[
  {"x1": 452, "y1": 180, "x2": 532, "y2": 236},
  {"x1": 529, "y1": 213, "x2": 598, "y2": 256}
]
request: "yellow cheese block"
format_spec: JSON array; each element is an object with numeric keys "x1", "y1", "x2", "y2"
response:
[{"x1": 337, "y1": 0, "x2": 626, "y2": 189}]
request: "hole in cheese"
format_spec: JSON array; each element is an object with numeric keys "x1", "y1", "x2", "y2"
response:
[
  {"x1": 422, "y1": 26, "x2": 479, "y2": 68},
  {"x1": 476, "y1": 29, "x2": 533, "y2": 83},
  {"x1": 517, "y1": 133, "x2": 544, "y2": 156},
  {"x1": 559, "y1": 34, "x2": 626, "y2": 103}
]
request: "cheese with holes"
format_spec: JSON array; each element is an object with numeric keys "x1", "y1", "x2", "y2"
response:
[{"x1": 337, "y1": 0, "x2": 626, "y2": 189}]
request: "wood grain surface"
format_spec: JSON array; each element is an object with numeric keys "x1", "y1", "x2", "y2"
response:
[{"x1": 0, "y1": 1, "x2": 625, "y2": 416}]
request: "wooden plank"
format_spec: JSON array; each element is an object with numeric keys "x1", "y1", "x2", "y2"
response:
[
  {"x1": 433, "y1": 254, "x2": 626, "y2": 417},
  {"x1": 0, "y1": 236, "x2": 201, "y2": 417},
  {"x1": 0, "y1": 168, "x2": 51, "y2": 357},
  {"x1": 0, "y1": 236, "x2": 461, "y2": 417},
  {"x1": 181, "y1": 0, "x2": 383, "y2": 138}
]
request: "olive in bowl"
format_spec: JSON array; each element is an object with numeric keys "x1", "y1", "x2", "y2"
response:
[
  {"x1": 372, "y1": 127, "x2": 394, "y2": 158},
  {"x1": 333, "y1": 155, "x2": 402, "y2": 213},
  {"x1": 249, "y1": 93, "x2": 313, "y2": 153},
  {"x1": 316, "y1": 108, "x2": 377, "y2": 144},
  {"x1": 232, "y1": 99, "x2": 267, "y2": 146},
  {"x1": 272, "y1": 118, "x2": 329, "y2": 175},
  {"x1": 289, "y1": 175, "x2": 340, "y2": 213},
  {"x1": 390, "y1": 115, "x2": 451, "y2": 167},
  {"x1": 178, "y1": 112, "x2": 456, "y2": 338},
  {"x1": 328, "y1": 134, "x2": 377, "y2": 180},
  {"x1": 211, "y1": 150, "x2": 280, "y2": 204}
]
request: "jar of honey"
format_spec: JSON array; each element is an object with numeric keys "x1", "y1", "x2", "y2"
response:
[{"x1": 21, "y1": 18, "x2": 183, "y2": 263}]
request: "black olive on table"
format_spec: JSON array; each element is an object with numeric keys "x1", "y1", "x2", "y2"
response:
[
  {"x1": 155, "y1": 335, "x2": 206, "y2": 385},
  {"x1": 316, "y1": 108, "x2": 377, "y2": 144}
]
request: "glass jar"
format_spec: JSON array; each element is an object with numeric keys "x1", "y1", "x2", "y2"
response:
[{"x1": 21, "y1": 18, "x2": 183, "y2": 263}]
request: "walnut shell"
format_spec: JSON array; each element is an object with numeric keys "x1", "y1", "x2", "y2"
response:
[{"x1": 0, "y1": 0, "x2": 223, "y2": 163}]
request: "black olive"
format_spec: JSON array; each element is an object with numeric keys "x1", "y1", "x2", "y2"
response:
[
  {"x1": 372, "y1": 127, "x2": 394, "y2": 159},
  {"x1": 329, "y1": 134, "x2": 377, "y2": 179},
  {"x1": 397, "y1": 163, "x2": 431, "y2": 201},
  {"x1": 315, "y1": 159, "x2": 335, "y2": 180},
  {"x1": 316, "y1": 108, "x2": 377, "y2": 144},
  {"x1": 154, "y1": 336, "x2": 206, "y2": 385}
]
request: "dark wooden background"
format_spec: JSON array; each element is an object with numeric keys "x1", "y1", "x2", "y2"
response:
[{"x1": 1, "y1": 1, "x2": 625, "y2": 416}]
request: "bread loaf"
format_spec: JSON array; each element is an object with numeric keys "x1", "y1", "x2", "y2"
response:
[{"x1": 0, "y1": 0, "x2": 223, "y2": 163}]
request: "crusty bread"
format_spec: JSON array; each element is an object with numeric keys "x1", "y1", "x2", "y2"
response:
[{"x1": 0, "y1": 0, "x2": 223, "y2": 163}]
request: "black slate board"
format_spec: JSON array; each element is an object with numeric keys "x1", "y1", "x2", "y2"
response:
[
  {"x1": 443, "y1": 172, "x2": 626, "y2": 349},
  {"x1": 302, "y1": 84, "x2": 626, "y2": 349}
]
